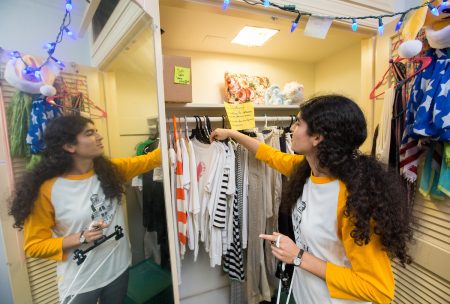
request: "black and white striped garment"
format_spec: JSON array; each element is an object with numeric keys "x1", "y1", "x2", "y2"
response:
[
  {"x1": 212, "y1": 168, "x2": 229, "y2": 229},
  {"x1": 223, "y1": 145, "x2": 245, "y2": 281}
]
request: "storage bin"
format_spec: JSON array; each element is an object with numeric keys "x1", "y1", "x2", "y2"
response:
[{"x1": 124, "y1": 259, "x2": 173, "y2": 304}]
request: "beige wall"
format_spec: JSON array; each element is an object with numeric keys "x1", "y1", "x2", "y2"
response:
[
  {"x1": 314, "y1": 42, "x2": 362, "y2": 102},
  {"x1": 164, "y1": 45, "x2": 378, "y2": 152},
  {"x1": 163, "y1": 49, "x2": 316, "y2": 104},
  {"x1": 104, "y1": 70, "x2": 158, "y2": 158},
  {"x1": 306, "y1": 41, "x2": 376, "y2": 153}
]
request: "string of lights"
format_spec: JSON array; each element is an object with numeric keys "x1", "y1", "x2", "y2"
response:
[
  {"x1": 223, "y1": 0, "x2": 448, "y2": 35},
  {"x1": 9, "y1": 0, "x2": 74, "y2": 81}
]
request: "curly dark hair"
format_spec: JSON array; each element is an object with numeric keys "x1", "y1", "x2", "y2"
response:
[
  {"x1": 9, "y1": 115, "x2": 124, "y2": 229},
  {"x1": 281, "y1": 94, "x2": 414, "y2": 266}
]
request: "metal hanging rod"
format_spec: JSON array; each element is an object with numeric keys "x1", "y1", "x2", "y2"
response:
[{"x1": 164, "y1": 116, "x2": 295, "y2": 124}]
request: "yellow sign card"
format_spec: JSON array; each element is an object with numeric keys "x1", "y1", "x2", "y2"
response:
[
  {"x1": 174, "y1": 66, "x2": 191, "y2": 84},
  {"x1": 224, "y1": 102, "x2": 255, "y2": 130}
]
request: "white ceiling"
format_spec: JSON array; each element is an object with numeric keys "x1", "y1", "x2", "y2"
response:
[
  {"x1": 108, "y1": 0, "x2": 402, "y2": 73},
  {"x1": 159, "y1": 0, "x2": 377, "y2": 63},
  {"x1": 106, "y1": 26, "x2": 156, "y2": 74}
]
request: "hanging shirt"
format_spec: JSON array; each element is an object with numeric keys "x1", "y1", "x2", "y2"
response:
[
  {"x1": 191, "y1": 138, "x2": 216, "y2": 246},
  {"x1": 23, "y1": 149, "x2": 161, "y2": 299},
  {"x1": 204, "y1": 142, "x2": 227, "y2": 266},
  {"x1": 169, "y1": 146, "x2": 182, "y2": 280},
  {"x1": 180, "y1": 138, "x2": 192, "y2": 251},
  {"x1": 187, "y1": 139, "x2": 201, "y2": 261},
  {"x1": 175, "y1": 138, "x2": 187, "y2": 257}
]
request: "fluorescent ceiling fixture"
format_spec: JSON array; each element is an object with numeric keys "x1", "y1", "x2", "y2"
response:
[{"x1": 232, "y1": 26, "x2": 279, "y2": 46}]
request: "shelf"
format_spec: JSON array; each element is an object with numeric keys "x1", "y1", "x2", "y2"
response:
[
  {"x1": 164, "y1": 103, "x2": 299, "y2": 117},
  {"x1": 165, "y1": 103, "x2": 299, "y2": 110}
]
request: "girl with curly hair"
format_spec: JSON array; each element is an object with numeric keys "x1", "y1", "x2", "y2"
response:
[
  {"x1": 210, "y1": 94, "x2": 413, "y2": 304},
  {"x1": 9, "y1": 115, "x2": 161, "y2": 304}
]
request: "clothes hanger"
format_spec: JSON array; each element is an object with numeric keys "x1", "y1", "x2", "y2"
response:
[
  {"x1": 184, "y1": 116, "x2": 189, "y2": 140},
  {"x1": 262, "y1": 114, "x2": 273, "y2": 134},
  {"x1": 169, "y1": 133, "x2": 173, "y2": 149},
  {"x1": 200, "y1": 116, "x2": 211, "y2": 144},
  {"x1": 369, "y1": 56, "x2": 432, "y2": 100},
  {"x1": 221, "y1": 115, "x2": 226, "y2": 128},
  {"x1": 172, "y1": 114, "x2": 178, "y2": 142},
  {"x1": 189, "y1": 116, "x2": 199, "y2": 140},
  {"x1": 46, "y1": 94, "x2": 108, "y2": 118},
  {"x1": 194, "y1": 115, "x2": 207, "y2": 143},
  {"x1": 283, "y1": 115, "x2": 295, "y2": 134},
  {"x1": 205, "y1": 116, "x2": 212, "y2": 134}
]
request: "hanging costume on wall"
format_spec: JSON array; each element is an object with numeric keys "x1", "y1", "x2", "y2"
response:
[
  {"x1": 4, "y1": 54, "x2": 60, "y2": 165},
  {"x1": 398, "y1": 1, "x2": 450, "y2": 188},
  {"x1": 400, "y1": 49, "x2": 450, "y2": 182},
  {"x1": 418, "y1": 141, "x2": 448, "y2": 199},
  {"x1": 6, "y1": 91, "x2": 32, "y2": 158},
  {"x1": 26, "y1": 96, "x2": 62, "y2": 153}
]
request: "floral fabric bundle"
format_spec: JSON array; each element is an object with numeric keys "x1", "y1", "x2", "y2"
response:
[{"x1": 225, "y1": 73, "x2": 270, "y2": 104}]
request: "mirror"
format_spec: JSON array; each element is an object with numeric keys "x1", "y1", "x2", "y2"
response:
[
  {"x1": 0, "y1": 1, "x2": 173, "y2": 303},
  {"x1": 100, "y1": 6, "x2": 174, "y2": 304}
]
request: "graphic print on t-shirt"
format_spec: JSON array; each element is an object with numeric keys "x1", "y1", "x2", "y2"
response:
[
  {"x1": 293, "y1": 200, "x2": 309, "y2": 252},
  {"x1": 197, "y1": 161, "x2": 206, "y2": 182},
  {"x1": 89, "y1": 193, "x2": 115, "y2": 224}
]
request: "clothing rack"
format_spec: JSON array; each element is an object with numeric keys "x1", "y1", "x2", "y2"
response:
[{"x1": 164, "y1": 116, "x2": 295, "y2": 124}]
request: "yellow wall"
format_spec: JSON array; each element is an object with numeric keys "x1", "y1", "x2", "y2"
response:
[
  {"x1": 163, "y1": 49, "x2": 316, "y2": 104},
  {"x1": 314, "y1": 42, "x2": 362, "y2": 102},
  {"x1": 104, "y1": 70, "x2": 158, "y2": 158},
  {"x1": 313, "y1": 41, "x2": 374, "y2": 152},
  {"x1": 164, "y1": 45, "x2": 378, "y2": 152}
]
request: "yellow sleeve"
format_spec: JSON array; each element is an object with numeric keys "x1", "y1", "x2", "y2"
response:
[
  {"x1": 112, "y1": 147, "x2": 162, "y2": 181},
  {"x1": 23, "y1": 179, "x2": 65, "y2": 261},
  {"x1": 255, "y1": 143, "x2": 304, "y2": 176},
  {"x1": 325, "y1": 182, "x2": 395, "y2": 304}
]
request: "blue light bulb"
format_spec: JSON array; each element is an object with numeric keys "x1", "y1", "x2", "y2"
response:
[
  {"x1": 378, "y1": 17, "x2": 384, "y2": 36},
  {"x1": 64, "y1": 27, "x2": 73, "y2": 36},
  {"x1": 264, "y1": 0, "x2": 270, "y2": 8},
  {"x1": 351, "y1": 19, "x2": 358, "y2": 31},
  {"x1": 395, "y1": 20, "x2": 402, "y2": 32},
  {"x1": 34, "y1": 69, "x2": 41, "y2": 79},
  {"x1": 290, "y1": 14, "x2": 301, "y2": 33},
  {"x1": 10, "y1": 51, "x2": 21, "y2": 58},
  {"x1": 66, "y1": 0, "x2": 72, "y2": 12},
  {"x1": 45, "y1": 42, "x2": 56, "y2": 50},
  {"x1": 428, "y1": 4, "x2": 439, "y2": 16},
  {"x1": 222, "y1": 0, "x2": 229, "y2": 10},
  {"x1": 290, "y1": 22, "x2": 298, "y2": 33},
  {"x1": 395, "y1": 14, "x2": 405, "y2": 32}
]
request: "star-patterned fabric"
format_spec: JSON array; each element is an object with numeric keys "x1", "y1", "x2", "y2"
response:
[
  {"x1": 26, "y1": 97, "x2": 62, "y2": 153},
  {"x1": 400, "y1": 49, "x2": 450, "y2": 181},
  {"x1": 403, "y1": 49, "x2": 450, "y2": 141}
]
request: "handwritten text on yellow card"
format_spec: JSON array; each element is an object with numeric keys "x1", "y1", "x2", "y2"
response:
[
  {"x1": 174, "y1": 66, "x2": 191, "y2": 84},
  {"x1": 224, "y1": 102, "x2": 255, "y2": 130}
]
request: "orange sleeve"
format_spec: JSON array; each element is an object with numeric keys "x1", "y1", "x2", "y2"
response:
[
  {"x1": 325, "y1": 182, "x2": 395, "y2": 304},
  {"x1": 23, "y1": 179, "x2": 65, "y2": 261},
  {"x1": 112, "y1": 147, "x2": 162, "y2": 181},
  {"x1": 255, "y1": 143, "x2": 304, "y2": 176}
]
